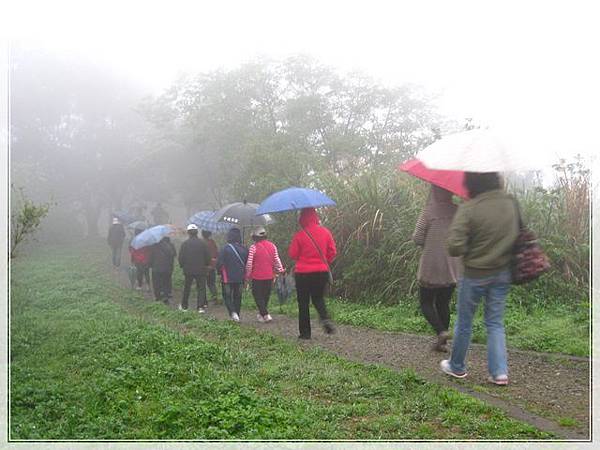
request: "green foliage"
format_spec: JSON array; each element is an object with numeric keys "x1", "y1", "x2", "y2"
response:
[
  {"x1": 10, "y1": 185, "x2": 51, "y2": 258},
  {"x1": 10, "y1": 243, "x2": 552, "y2": 440}
]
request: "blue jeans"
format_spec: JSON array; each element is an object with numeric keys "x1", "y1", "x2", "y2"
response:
[{"x1": 450, "y1": 269, "x2": 511, "y2": 377}]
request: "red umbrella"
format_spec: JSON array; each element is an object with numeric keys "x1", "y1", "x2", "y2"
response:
[{"x1": 398, "y1": 159, "x2": 469, "y2": 199}]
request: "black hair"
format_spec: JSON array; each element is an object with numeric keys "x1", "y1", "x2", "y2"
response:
[
  {"x1": 187, "y1": 229, "x2": 198, "y2": 237},
  {"x1": 464, "y1": 172, "x2": 502, "y2": 198},
  {"x1": 201, "y1": 230, "x2": 212, "y2": 239}
]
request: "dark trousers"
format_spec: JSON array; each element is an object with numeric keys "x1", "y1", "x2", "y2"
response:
[
  {"x1": 295, "y1": 272, "x2": 330, "y2": 338},
  {"x1": 135, "y1": 263, "x2": 150, "y2": 287},
  {"x1": 419, "y1": 285, "x2": 454, "y2": 335},
  {"x1": 182, "y1": 273, "x2": 207, "y2": 310},
  {"x1": 111, "y1": 245, "x2": 122, "y2": 267},
  {"x1": 251, "y1": 279, "x2": 272, "y2": 316},
  {"x1": 223, "y1": 282, "x2": 243, "y2": 315},
  {"x1": 152, "y1": 270, "x2": 172, "y2": 302},
  {"x1": 207, "y1": 268, "x2": 218, "y2": 300}
]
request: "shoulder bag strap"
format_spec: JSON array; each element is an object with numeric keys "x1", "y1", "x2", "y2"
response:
[
  {"x1": 228, "y1": 244, "x2": 245, "y2": 267},
  {"x1": 302, "y1": 227, "x2": 330, "y2": 270}
]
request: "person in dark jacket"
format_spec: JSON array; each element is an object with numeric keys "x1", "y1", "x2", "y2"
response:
[
  {"x1": 107, "y1": 218, "x2": 126, "y2": 268},
  {"x1": 178, "y1": 223, "x2": 212, "y2": 313},
  {"x1": 216, "y1": 228, "x2": 248, "y2": 322},
  {"x1": 288, "y1": 208, "x2": 337, "y2": 339},
  {"x1": 129, "y1": 227, "x2": 151, "y2": 291},
  {"x1": 149, "y1": 236, "x2": 177, "y2": 304},
  {"x1": 440, "y1": 172, "x2": 519, "y2": 386},
  {"x1": 202, "y1": 229, "x2": 219, "y2": 304}
]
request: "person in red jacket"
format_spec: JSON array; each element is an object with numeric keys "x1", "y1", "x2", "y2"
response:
[
  {"x1": 129, "y1": 227, "x2": 151, "y2": 291},
  {"x1": 288, "y1": 208, "x2": 337, "y2": 339},
  {"x1": 245, "y1": 227, "x2": 285, "y2": 323}
]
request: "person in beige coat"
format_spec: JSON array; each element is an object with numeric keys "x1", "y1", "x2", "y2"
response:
[{"x1": 412, "y1": 185, "x2": 461, "y2": 352}]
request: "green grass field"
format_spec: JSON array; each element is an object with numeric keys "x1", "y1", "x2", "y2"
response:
[{"x1": 10, "y1": 243, "x2": 552, "y2": 440}]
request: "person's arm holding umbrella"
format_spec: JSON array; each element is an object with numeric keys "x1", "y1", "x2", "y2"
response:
[
  {"x1": 273, "y1": 246, "x2": 285, "y2": 275},
  {"x1": 272, "y1": 245, "x2": 285, "y2": 285}
]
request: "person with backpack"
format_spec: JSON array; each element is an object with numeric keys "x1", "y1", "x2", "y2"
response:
[
  {"x1": 202, "y1": 229, "x2": 219, "y2": 304},
  {"x1": 245, "y1": 227, "x2": 285, "y2": 323},
  {"x1": 178, "y1": 223, "x2": 212, "y2": 313},
  {"x1": 149, "y1": 236, "x2": 177, "y2": 304},
  {"x1": 217, "y1": 227, "x2": 248, "y2": 322},
  {"x1": 107, "y1": 217, "x2": 126, "y2": 268},
  {"x1": 129, "y1": 227, "x2": 151, "y2": 291},
  {"x1": 288, "y1": 208, "x2": 337, "y2": 339}
]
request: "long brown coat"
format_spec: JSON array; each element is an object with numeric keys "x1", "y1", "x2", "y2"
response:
[{"x1": 412, "y1": 186, "x2": 461, "y2": 287}]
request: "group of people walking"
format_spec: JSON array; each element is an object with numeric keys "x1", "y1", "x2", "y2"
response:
[
  {"x1": 107, "y1": 207, "x2": 337, "y2": 339},
  {"x1": 107, "y1": 171, "x2": 519, "y2": 386}
]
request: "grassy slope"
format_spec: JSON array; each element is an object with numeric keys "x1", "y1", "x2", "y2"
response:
[{"x1": 10, "y1": 243, "x2": 551, "y2": 440}]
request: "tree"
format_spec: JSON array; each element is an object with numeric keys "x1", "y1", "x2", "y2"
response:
[
  {"x1": 10, "y1": 45, "x2": 148, "y2": 237},
  {"x1": 10, "y1": 185, "x2": 51, "y2": 258}
]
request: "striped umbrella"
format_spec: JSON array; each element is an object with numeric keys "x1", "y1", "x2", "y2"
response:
[{"x1": 188, "y1": 210, "x2": 234, "y2": 234}]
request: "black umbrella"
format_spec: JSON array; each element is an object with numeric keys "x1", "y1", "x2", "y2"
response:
[{"x1": 212, "y1": 201, "x2": 275, "y2": 227}]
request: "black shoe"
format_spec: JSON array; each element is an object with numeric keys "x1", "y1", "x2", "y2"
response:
[
  {"x1": 322, "y1": 320, "x2": 336, "y2": 335},
  {"x1": 298, "y1": 335, "x2": 311, "y2": 340}
]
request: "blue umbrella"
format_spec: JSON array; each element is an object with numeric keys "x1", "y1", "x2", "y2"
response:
[
  {"x1": 131, "y1": 225, "x2": 175, "y2": 250},
  {"x1": 113, "y1": 210, "x2": 139, "y2": 225},
  {"x1": 188, "y1": 210, "x2": 234, "y2": 234},
  {"x1": 256, "y1": 187, "x2": 336, "y2": 215}
]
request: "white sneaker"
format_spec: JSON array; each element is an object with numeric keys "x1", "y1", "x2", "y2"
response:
[
  {"x1": 178, "y1": 305, "x2": 187, "y2": 311},
  {"x1": 264, "y1": 314, "x2": 273, "y2": 322},
  {"x1": 135, "y1": 286, "x2": 142, "y2": 291},
  {"x1": 198, "y1": 308, "x2": 206, "y2": 314},
  {"x1": 440, "y1": 359, "x2": 467, "y2": 379},
  {"x1": 231, "y1": 312, "x2": 240, "y2": 322},
  {"x1": 257, "y1": 314, "x2": 265, "y2": 323}
]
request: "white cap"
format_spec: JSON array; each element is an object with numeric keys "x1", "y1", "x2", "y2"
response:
[
  {"x1": 187, "y1": 223, "x2": 199, "y2": 231},
  {"x1": 252, "y1": 226, "x2": 267, "y2": 237}
]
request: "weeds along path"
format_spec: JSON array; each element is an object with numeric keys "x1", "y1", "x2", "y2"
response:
[{"x1": 111, "y1": 265, "x2": 590, "y2": 440}]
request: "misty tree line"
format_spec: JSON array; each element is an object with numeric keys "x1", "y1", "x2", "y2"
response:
[{"x1": 11, "y1": 48, "x2": 449, "y2": 238}]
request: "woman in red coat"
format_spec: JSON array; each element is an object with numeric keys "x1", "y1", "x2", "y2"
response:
[{"x1": 288, "y1": 208, "x2": 337, "y2": 339}]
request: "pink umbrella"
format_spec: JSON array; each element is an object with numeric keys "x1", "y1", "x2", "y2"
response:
[{"x1": 398, "y1": 159, "x2": 469, "y2": 199}]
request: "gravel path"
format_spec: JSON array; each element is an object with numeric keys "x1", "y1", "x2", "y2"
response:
[{"x1": 113, "y1": 267, "x2": 590, "y2": 440}]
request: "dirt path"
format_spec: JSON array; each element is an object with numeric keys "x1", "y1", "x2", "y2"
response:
[{"x1": 112, "y1": 267, "x2": 590, "y2": 440}]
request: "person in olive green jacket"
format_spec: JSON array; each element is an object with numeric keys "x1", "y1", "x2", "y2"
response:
[{"x1": 440, "y1": 172, "x2": 519, "y2": 386}]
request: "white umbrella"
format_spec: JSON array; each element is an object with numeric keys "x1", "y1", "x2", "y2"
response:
[{"x1": 416, "y1": 128, "x2": 540, "y2": 172}]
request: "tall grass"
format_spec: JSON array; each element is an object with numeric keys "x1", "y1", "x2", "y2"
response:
[{"x1": 307, "y1": 158, "x2": 589, "y2": 307}]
